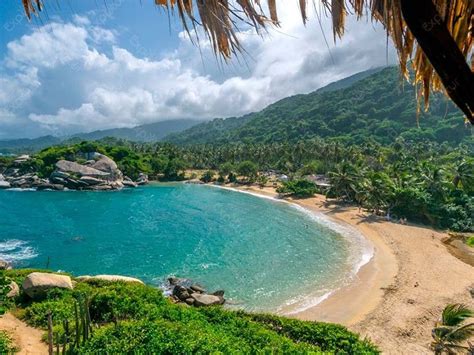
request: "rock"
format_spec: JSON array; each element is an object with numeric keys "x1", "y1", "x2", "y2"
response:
[
  {"x1": 90, "y1": 185, "x2": 113, "y2": 191},
  {"x1": 76, "y1": 275, "x2": 144, "y2": 284},
  {"x1": 35, "y1": 183, "x2": 65, "y2": 191},
  {"x1": 50, "y1": 171, "x2": 70, "y2": 180},
  {"x1": 22, "y1": 272, "x2": 73, "y2": 299},
  {"x1": 168, "y1": 277, "x2": 193, "y2": 288},
  {"x1": 79, "y1": 176, "x2": 104, "y2": 186},
  {"x1": 0, "y1": 181, "x2": 10, "y2": 189},
  {"x1": 191, "y1": 293, "x2": 225, "y2": 307},
  {"x1": 0, "y1": 259, "x2": 11, "y2": 270},
  {"x1": 185, "y1": 298, "x2": 195, "y2": 305},
  {"x1": 172, "y1": 285, "x2": 191, "y2": 301},
  {"x1": 212, "y1": 290, "x2": 225, "y2": 297},
  {"x1": 122, "y1": 179, "x2": 137, "y2": 188},
  {"x1": 190, "y1": 284, "x2": 206, "y2": 293},
  {"x1": 136, "y1": 173, "x2": 148, "y2": 185},
  {"x1": 90, "y1": 154, "x2": 122, "y2": 180},
  {"x1": 0, "y1": 174, "x2": 4, "y2": 181},
  {"x1": 6, "y1": 281, "x2": 19, "y2": 298},
  {"x1": 55, "y1": 160, "x2": 110, "y2": 178}
]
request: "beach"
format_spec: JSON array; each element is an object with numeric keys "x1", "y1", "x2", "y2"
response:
[{"x1": 231, "y1": 185, "x2": 474, "y2": 354}]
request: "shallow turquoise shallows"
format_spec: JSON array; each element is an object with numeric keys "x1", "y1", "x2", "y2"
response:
[{"x1": 0, "y1": 184, "x2": 353, "y2": 312}]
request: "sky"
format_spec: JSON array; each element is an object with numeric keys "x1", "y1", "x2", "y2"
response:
[{"x1": 0, "y1": 1, "x2": 397, "y2": 139}]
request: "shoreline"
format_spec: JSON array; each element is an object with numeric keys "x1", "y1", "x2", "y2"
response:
[
  {"x1": 222, "y1": 184, "x2": 474, "y2": 354},
  {"x1": 210, "y1": 183, "x2": 377, "y2": 317}
]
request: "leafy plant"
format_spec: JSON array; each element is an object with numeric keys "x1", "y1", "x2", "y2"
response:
[{"x1": 431, "y1": 304, "x2": 474, "y2": 354}]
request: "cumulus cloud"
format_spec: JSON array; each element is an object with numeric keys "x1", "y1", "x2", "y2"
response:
[{"x1": 0, "y1": 4, "x2": 397, "y2": 138}]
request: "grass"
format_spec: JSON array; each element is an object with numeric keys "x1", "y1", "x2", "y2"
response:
[
  {"x1": 3, "y1": 269, "x2": 379, "y2": 354},
  {"x1": 466, "y1": 236, "x2": 474, "y2": 247}
]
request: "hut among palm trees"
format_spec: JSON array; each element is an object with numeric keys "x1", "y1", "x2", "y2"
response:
[{"x1": 21, "y1": 0, "x2": 473, "y2": 123}]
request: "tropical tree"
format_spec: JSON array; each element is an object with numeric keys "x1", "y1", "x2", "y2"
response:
[
  {"x1": 236, "y1": 161, "x2": 258, "y2": 182},
  {"x1": 327, "y1": 162, "x2": 363, "y2": 202},
  {"x1": 431, "y1": 304, "x2": 474, "y2": 354}
]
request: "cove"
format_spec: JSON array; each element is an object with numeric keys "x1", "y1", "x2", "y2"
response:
[{"x1": 0, "y1": 183, "x2": 356, "y2": 313}]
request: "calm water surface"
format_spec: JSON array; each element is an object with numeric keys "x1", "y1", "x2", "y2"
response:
[{"x1": 0, "y1": 184, "x2": 354, "y2": 312}]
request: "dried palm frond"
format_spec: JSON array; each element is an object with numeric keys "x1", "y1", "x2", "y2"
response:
[{"x1": 20, "y1": 0, "x2": 474, "y2": 122}]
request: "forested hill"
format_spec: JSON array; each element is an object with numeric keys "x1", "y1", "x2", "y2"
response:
[{"x1": 164, "y1": 67, "x2": 472, "y2": 146}]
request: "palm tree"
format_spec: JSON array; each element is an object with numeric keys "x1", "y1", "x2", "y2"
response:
[
  {"x1": 431, "y1": 304, "x2": 474, "y2": 354},
  {"x1": 452, "y1": 159, "x2": 474, "y2": 194}
]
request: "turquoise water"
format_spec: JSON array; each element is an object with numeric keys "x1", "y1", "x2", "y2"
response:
[{"x1": 0, "y1": 184, "x2": 357, "y2": 312}]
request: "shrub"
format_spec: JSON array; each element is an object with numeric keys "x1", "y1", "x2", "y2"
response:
[
  {"x1": 277, "y1": 179, "x2": 318, "y2": 198},
  {"x1": 0, "y1": 331, "x2": 17, "y2": 354}
]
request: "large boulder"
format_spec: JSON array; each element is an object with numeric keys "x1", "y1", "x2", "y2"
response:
[
  {"x1": 55, "y1": 160, "x2": 109, "y2": 178},
  {"x1": 90, "y1": 153, "x2": 122, "y2": 180},
  {"x1": 191, "y1": 293, "x2": 225, "y2": 307},
  {"x1": 22, "y1": 272, "x2": 73, "y2": 299},
  {"x1": 76, "y1": 275, "x2": 144, "y2": 284}
]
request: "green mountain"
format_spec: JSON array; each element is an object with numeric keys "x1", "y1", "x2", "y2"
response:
[
  {"x1": 165, "y1": 67, "x2": 472, "y2": 146},
  {"x1": 72, "y1": 119, "x2": 201, "y2": 142},
  {"x1": 0, "y1": 135, "x2": 61, "y2": 154},
  {"x1": 0, "y1": 119, "x2": 202, "y2": 153}
]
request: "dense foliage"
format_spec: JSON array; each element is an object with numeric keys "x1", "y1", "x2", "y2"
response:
[
  {"x1": 2, "y1": 134, "x2": 472, "y2": 232},
  {"x1": 4, "y1": 270, "x2": 378, "y2": 354},
  {"x1": 165, "y1": 67, "x2": 471, "y2": 147}
]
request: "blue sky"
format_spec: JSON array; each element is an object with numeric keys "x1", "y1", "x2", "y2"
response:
[{"x1": 0, "y1": 1, "x2": 397, "y2": 139}]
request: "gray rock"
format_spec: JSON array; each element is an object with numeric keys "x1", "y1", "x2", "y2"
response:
[
  {"x1": 50, "y1": 171, "x2": 70, "y2": 180},
  {"x1": 136, "y1": 173, "x2": 148, "y2": 185},
  {"x1": 0, "y1": 174, "x2": 4, "y2": 181},
  {"x1": 191, "y1": 293, "x2": 225, "y2": 307},
  {"x1": 6, "y1": 281, "x2": 19, "y2": 298},
  {"x1": 90, "y1": 185, "x2": 113, "y2": 191},
  {"x1": 35, "y1": 183, "x2": 65, "y2": 191},
  {"x1": 190, "y1": 284, "x2": 206, "y2": 293},
  {"x1": 90, "y1": 154, "x2": 121, "y2": 179},
  {"x1": 123, "y1": 179, "x2": 137, "y2": 188},
  {"x1": 55, "y1": 160, "x2": 110, "y2": 178},
  {"x1": 185, "y1": 298, "x2": 195, "y2": 305},
  {"x1": 79, "y1": 176, "x2": 104, "y2": 186},
  {"x1": 22, "y1": 272, "x2": 73, "y2": 299},
  {"x1": 212, "y1": 290, "x2": 225, "y2": 297}
]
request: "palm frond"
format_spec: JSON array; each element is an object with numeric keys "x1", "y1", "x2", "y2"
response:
[{"x1": 442, "y1": 304, "x2": 474, "y2": 327}]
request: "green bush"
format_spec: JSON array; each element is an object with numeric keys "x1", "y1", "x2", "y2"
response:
[
  {"x1": 467, "y1": 236, "x2": 474, "y2": 247},
  {"x1": 277, "y1": 179, "x2": 318, "y2": 198},
  {"x1": 0, "y1": 331, "x2": 17, "y2": 354}
]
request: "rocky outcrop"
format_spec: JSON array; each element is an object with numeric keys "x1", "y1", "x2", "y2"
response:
[
  {"x1": 167, "y1": 277, "x2": 225, "y2": 307},
  {"x1": 22, "y1": 272, "x2": 73, "y2": 299},
  {"x1": 55, "y1": 160, "x2": 110, "y2": 178},
  {"x1": 1, "y1": 152, "x2": 148, "y2": 191},
  {"x1": 76, "y1": 275, "x2": 144, "y2": 284}
]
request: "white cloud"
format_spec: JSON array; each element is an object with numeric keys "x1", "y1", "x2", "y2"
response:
[{"x1": 0, "y1": 5, "x2": 397, "y2": 138}]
